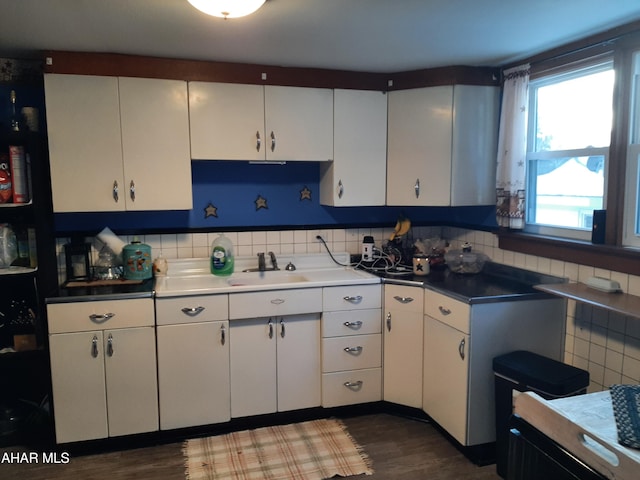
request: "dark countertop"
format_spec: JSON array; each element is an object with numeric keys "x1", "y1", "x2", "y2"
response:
[
  {"x1": 374, "y1": 262, "x2": 567, "y2": 304},
  {"x1": 46, "y1": 278, "x2": 155, "y2": 304}
]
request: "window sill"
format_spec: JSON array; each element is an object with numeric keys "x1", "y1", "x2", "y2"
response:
[{"x1": 497, "y1": 231, "x2": 640, "y2": 276}]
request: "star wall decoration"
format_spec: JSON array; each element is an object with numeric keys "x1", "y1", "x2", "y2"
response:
[
  {"x1": 255, "y1": 194, "x2": 268, "y2": 210},
  {"x1": 300, "y1": 185, "x2": 312, "y2": 201},
  {"x1": 204, "y1": 202, "x2": 218, "y2": 218}
]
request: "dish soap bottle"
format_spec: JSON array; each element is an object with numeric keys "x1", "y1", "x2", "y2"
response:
[{"x1": 210, "y1": 233, "x2": 234, "y2": 276}]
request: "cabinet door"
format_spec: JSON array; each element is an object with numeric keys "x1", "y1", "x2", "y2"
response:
[
  {"x1": 103, "y1": 327, "x2": 158, "y2": 437},
  {"x1": 119, "y1": 77, "x2": 192, "y2": 210},
  {"x1": 157, "y1": 321, "x2": 230, "y2": 429},
  {"x1": 230, "y1": 317, "x2": 277, "y2": 417},
  {"x1": 383, "y1": 286, "x2": 424, "y2": 408},
  {"x1": 320, "y1": 89, "x2": 387, "y2": 206},
  {"x1": 44, "y1": 74, "x2": 125, "y2": 213},
  {"x1": 49, "y1": 331, "x2": 108, "y2": 443},
  {"x1": 423, "y1": 315, "x2": 470, "y2": 445},
  {"x1": 276, "y1": 314, "x2": 321, "y2": 412},
  {"x1": 189, "y1": 82, "x2": 265, "y2": 161},
  {"x1": 387, "y1": 86, "x2": 452, "y2": 206},
  {"x1": 450, "y1": 85, "x2": 499, "y2": 206},
  {"x1": 264, "y1": 85, "x2": 333, "y2": 161}
]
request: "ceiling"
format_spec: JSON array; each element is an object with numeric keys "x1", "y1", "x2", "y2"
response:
[{"x1": 2, "y1": 0, "x2": 640, "y2": 73}]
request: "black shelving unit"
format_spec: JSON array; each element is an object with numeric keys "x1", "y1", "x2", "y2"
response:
[{"x1": 0, "y1": 74, "x2": 58, "y2": 447}]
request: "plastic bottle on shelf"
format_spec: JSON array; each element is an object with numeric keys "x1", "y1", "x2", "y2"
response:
[{"x1": 210, "y1": 233, "x2": 234, "y2": 276}]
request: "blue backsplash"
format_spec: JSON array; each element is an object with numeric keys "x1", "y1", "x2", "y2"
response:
[{"x1": 54, "y1": 161, "x2": 498, "y2": 235}]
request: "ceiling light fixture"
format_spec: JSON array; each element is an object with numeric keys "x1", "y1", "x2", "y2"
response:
[{"x1": 187, "y1": 0, "x2": 266, "y2": 19}]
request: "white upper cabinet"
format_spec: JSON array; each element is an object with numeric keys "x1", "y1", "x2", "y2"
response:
[
  {"x1": 320, "y1": 89, "x2": 387, "y2": 206},
  {"x1": 44, "y1": 74, "x2": 192, "y2": 212},
  {"x1": 189, "y1": 82, "x2": 265, "y2": 161},
  {"x1": 189, "y1": 82, "x2": 333, "y2": 162},
  {"x1": 450, "y1": 85, "x2": 499, "y2": 206},
  {"x1": 387, "y1": 85, "x2": 453, "y2": 206},
  {"x1": 386, "y1": 84, "x2": 498, "y2": 207}
]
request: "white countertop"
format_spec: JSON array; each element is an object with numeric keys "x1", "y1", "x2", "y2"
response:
[{"x1": 154, "y1": 253, "x2": 380, "y2": 297}]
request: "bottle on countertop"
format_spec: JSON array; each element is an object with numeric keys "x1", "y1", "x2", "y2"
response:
[
  {"x1": 7, "y1": 90, "x2": 28, "y2": 203},
  {"x1": 210, "y1": 233, "x2": 234, "y2": 276}
]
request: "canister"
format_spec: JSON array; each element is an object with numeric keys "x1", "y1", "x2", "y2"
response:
[
  {"x1": 412, "y1": 254, "x2": 429, "y2": 276},
  {"x1": 122, "y1": 238, "x2": 152, "y2": 280}
]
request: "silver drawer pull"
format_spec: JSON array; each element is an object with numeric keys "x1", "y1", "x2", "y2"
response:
[
  {"x1": 89, "y1": 312, "x2": 115, "y2": 323},
  {"x1": 343, "y1": 321, "x2": 363, "y2": 329},
  {"x1": 344, "y1": 380, "x2": 363, "y2": 390},
  {"x1": 393, "y1": 295, "x2": 414, "y2": 304},
  {"x1": 181, "y1": 306, "x2": 205, "y2": 316},
  {"x1": 438, "y1": 306, "x2": 452, "y2": 315},
  {"x1": 270, "y1": 298, "x2": 285, "y2": 305},
  {"x1": 344, "y1": 346, "x2": 363, "y2": 354},
  {"x1": 343, "y1": 295, "x2": 363, "y2": 303}
]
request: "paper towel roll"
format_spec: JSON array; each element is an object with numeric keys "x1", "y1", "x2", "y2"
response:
[{"x1": 97, "y1": 227, "x2": 126, "y2": 256}]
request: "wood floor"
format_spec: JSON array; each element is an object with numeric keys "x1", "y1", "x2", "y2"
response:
[{"x1": 1, "y1": 414, "x2": 501, "y2": 479}]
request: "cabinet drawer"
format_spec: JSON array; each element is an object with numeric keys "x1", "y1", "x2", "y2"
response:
[
  {"x1": 322, "y1": 309, "x2": 381, "y2": 338},
  {"x1": 155, "y1": 295, "x2": 228, "y2": 325},
  {"x1": 48, "y1": 298, "x2": 154, "y2": 334},
  {"x1": 229, "y1": 288, "x2": 322, "y2": 319},
  {"x1": 322, "y1": 334, "x2": 381, "y2": 372},
  {"x1": 384, "y1": 285, "x2": 424, "y2": 313},
  {"x1": 323, "y1": 284, "x2": 381, "y2": 312},
  {"x1": 322, "y1": 368, "x2": 382, "y2": 407},
  {"x1": 423, "y1": 289, "x2": 470, "y2": 333}
]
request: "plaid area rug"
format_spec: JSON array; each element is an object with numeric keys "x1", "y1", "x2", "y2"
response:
[{"x1": 183, "y1": 418, "x2": 373, "y2": 479}]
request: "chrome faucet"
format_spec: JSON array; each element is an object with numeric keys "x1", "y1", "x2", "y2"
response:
[
  {"x1": 268, "y1": 251, "x2": 279, "y2": 270},
  {"x1": 244, "y1": 252, "x2": 280, "y2": 272}
]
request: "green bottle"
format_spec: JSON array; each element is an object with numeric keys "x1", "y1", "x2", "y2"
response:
[{"x1": 210, "y1": 233, "x2": 234, "y2": 276}]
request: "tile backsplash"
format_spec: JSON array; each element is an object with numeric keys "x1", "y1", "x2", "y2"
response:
[{"x1": 56, "y1": 225, "x2": 640, "y2": 393}]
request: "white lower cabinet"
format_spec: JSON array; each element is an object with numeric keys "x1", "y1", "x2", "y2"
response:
[
  {"x1": 321, "y1": 285, "x2": 383, "y2": 407},
  {"x1": 228, "y1": 288, "x2": 323, "y2": 418},
  {"x1": 155, "y1": 294, "x2": 230, "y2": 430},
  {"x1": 422, "y1": 290, "x2": 565, "y2": 446},
  {"x1": 383, "y1": 285, "x2": 424, "y2": 409},
  {"x1": 47, "y1": 298, "x2": 158, "y2": 444},
  {"x1": 230, "y1": 314, "x2": 321, "y2": 417}
]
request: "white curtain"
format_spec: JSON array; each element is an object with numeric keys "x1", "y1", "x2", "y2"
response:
[{"x1": 496, "y1": 64, "x2": 530, "y2": 229}]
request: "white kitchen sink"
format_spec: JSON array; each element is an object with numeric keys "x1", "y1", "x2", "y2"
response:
[{"x1": 154, "y1": 253, "x2": 380, "y2": 297}]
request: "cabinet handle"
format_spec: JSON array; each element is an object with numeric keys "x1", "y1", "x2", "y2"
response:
[
  {"x1": 438, "y1": 306, "x2": 452, "y2": 316},
  {"x1": 458, "y1": 338, "x2": 466, "y2": 360},
  {"x1": 256, "y1": 131, "x2": 261, "y2": 152},
  {"x1": 344, "y1": 346, "x2": 363, "y2": 355},
  {"x1": 106, "y1": 333, "x2": 114, "y2": 357},
  {"x1": 343, "y1": 321, "x2": 362, "y2": 329},
  {"x1": 343, "y1": 295, "x2": 363, "y2": 303},
  {"x1": 91, "y1": 335, "x2": 99, "y2": 358},
  {"x1": 344, "y1": 380, "x2": 363, "y2": 390},
  {"x1": 270, "y1": 298, "x2": 285, "y2": 305},
  {"x1": 89, "y1": 312, "x2": 115, "y2": 323},
  {"x1": 268, "y1": 319, "x2": 274, "y2": 339},
  {"x1": 220, "y1": 324, "x2": 226, "y2": 346},
  {"x1": 386, "y1": 312, "x2": 392, "y2": 332},
  {"x1": 414, "y1": 178, "x2": 420, "y2": 198},
  {"x1": 113, "y1": 181, "x2": 119, "y2": 203},
  {"x1": 270, "y1": 131, "x2": 276, "y2": 152},
  {"x1": 129, "y1": 180, "x2": 136, "y2": 202},
  {"x1": 280, "y1": 318, "x2": 285, "y2": 338},
  {"x1": 393, "y1": 295, "x2": 414, "y2": 304},
  {"x1": 181, "y1": 306, "x2": 205, "y2": 316},
  {"x1": 337, "y1": 180, "x2": 344, "y2": 199}
]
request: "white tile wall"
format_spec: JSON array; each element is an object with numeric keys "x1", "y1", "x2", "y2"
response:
[{"x1": 56, "y1": 224, "x2": 640, "y2": 392}]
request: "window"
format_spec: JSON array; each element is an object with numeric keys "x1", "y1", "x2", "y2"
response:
[
  {"x1": 623, "y1": 51, "x2": 640, "y2": 247},
  {"x1": 525, "y1": 60, "x2": 614, "y2": 240}
]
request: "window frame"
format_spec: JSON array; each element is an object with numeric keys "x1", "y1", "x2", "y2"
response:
[{"x1": 524, "y1": 58, "x2": 614, "y2": 241}]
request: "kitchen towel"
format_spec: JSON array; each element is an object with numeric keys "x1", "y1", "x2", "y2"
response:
[
  {"x1": 610, "y1": 384, "x2": 640, "y2": 449},
  {"x1": 183, "y1": 418, "x2": 373, "y2": 480}
]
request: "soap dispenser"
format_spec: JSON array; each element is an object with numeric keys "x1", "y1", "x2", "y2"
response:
[{"x1": 210, "y1": 233, "x2": 234, "y2": 276}]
